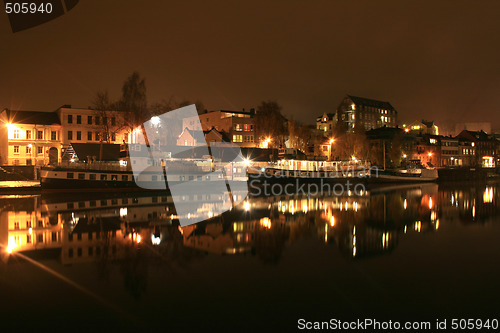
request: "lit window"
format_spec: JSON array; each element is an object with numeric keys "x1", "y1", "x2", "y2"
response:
[
  {"x1": 13, "y1": 129, "x2": 19, "y2": 139},
  {"x1": 13, "y1": 146, "x2": 19, "y2": 154}
]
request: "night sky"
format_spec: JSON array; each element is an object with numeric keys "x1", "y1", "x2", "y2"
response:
[{"x1": 1, "y1": 0, "x2": 500, "y2": 132}]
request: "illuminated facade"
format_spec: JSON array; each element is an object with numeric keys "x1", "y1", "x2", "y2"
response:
[
  {"x1": 315, "y1": 112, "x2": 336, "y2": 135},
  {"x1": 0, "y1": 109, "x2": 62, "y2": 166},
  {"x1": 56, "y1": 106, "x2": 129, "y2": 160},
  {"x1": 336, "y1": 95, "x2": 398, "y2": 132},
  {"x1": 402, "y1": 120, "x2": 439, "y2": 135}
]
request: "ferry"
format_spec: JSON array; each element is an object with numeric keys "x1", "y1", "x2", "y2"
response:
[
  {"x1": 248, "y1": 159, "x2": 372, "y2": 184},
  {"x1": 40, "y1": 159, "x2": 248, "y2": 190}
]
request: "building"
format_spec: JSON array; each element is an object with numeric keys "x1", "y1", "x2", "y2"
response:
[
  {"x1": 183, "y1": 109, "x2": 256, "y2": 147},
  {"x1": 454, "y1": 122, "x2": 492, "y2": 136},
  {"x1": 0, "y1": 109, "x2": 62, "y2": 165},
  {"x1": 316, "y1": 112, "x2": 336, "y2": 136},
  {"x1": 336, "y1": 95, "x2": 397, "y2": 132},
  {"x1": 176, "y1": 127, "x2": 231, "y2": 147},
  {"x1": 402, "y1": 120, "x2": 439, "y2": 135},
  {"x1": 456, "y1": 130, "x2": 497, "y2": 168},
  {"x1": 56, "y1": 106, "x2": 129, "y2": 161}
]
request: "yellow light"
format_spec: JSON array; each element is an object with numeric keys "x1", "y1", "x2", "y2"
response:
[
  {"x1": 244, "y1": 201, "x2": 251, "y2": 212},
  {"x1": 330, "y1": 216, "x2": 335, "y2": 227},
  {"x1": 260, "y1": 217, "x2": 272, "y2": 229},
  {"x1": 329, "y1": 138, "x2": 334, "y2": 144},
  {"x1": 136, "y1": 234, "x2": 142, "y2": 243},
  {"x1": 429, "y1": 197, "x2": 434, "y2": 210},
  {"x1": 428, "y1": 152, "x2": 433, "y2": 157}
]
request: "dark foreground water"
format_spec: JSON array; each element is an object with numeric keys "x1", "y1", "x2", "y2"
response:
[{"x1": 1, "y1": 182, "x2": 499, "y2": 331}]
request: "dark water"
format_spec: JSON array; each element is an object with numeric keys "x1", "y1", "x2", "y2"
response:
[{"x1": 1, "y1": 182, "x2": 499, "y2": 331}]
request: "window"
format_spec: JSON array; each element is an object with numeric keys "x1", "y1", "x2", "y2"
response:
[
  {"x1": 37, "y1": 131, "x2": 43, "y2": 140},
  {"x1": 67, "y1": 131, "x2": 73, "y2": 140},
  {"x1": 68, "y1": 115, "x2": 73, "y2": 124},
  {"x1": 88, "y1": 247, "x2": 93, "y2": 256},
  {"x1": 51, "y1": 131, "x2": 57, "y2": 140},
  {"x1": 100, "y1": 174, "x2": 107, "y2": 180},
  {"x1": 77, "y1": 233, "x2": 82, "y2": 240},
  {"x1": 78, "y1": 173, "x2": 85, "y2": 180},
  {"x1": 95, "y1": 116, "x2": 100, "y2": 125},
  {"x1": 26, "y1": 146, "x2": 32, "y2": 154},
  {"x1": 89, "y1": 174, "x2": 96, "y2": 180},
  {"x1": 26, "y1": 130, "x2": 32, "y2": 139},
  {"x1": 67, "y1": 172, "x2": 74, "y2": 179},
  {"x1": 37, "y1": 146, "x2": 43, "y2": 154},
  {"x1": 52, "y1": 232, "x2": 57, "y2": 242},
  {"x1": 38, "y1": 234, "x2": 43, "y2": 243},
  {"x1": 88, "y1": 232, "x2": 93, "y2": 240},
  {"x1": 76, "y1": 115, "x2": 81, "y2": 124},
  {"x1": 111, "y1": 133, "x2": 116, "y2": 141},
  {"x1": 27, "y1": 234, "x2": 31, "y2": 243},
  {"x1": 95, "y1": 132, "x2": 100, "y2": 141},
  {"x1": 68, "y1": 248, "x2": 73, "y2": 258},
  {"x1": 13, "y1": 129, "x2": 19, "y2": 139},
  {"x1": 121, "y1": 175, "x2": 128, "y2": 181},
  {"x1": 26, "y1": 221, "x2": 31, "y2": 228},
  {"x1": 87, "y1": 131, "x2": 92, "y2": 140},
  {"x1": 14, "y1": 222, "x2": 19, "y2": 229},
  {"x1": 76, "y1": 131, "x2": 81, "y2": 140},
  {"x1": 13, "y1": 146, "x2": 19, "y2": 154},
  {"x1": 87, "y1": 116, "x2": 92, "y2": 124},
  {"x1": 77, "y1": 248, "x2": 82, "y2": 257},
  {"x1": 234, "y1": 124, "x2": 243, "y2": 131},
  {"x1": 232, "y1": 135, "x2": 243, "y2": 143}
]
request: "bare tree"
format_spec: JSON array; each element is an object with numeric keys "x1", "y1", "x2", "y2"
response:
[{"x1": 254, "y1": 100, "x2": 287, "y2": 148}]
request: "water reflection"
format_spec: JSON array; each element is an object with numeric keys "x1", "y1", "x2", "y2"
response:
[{"x1": 1, "y1": 183, "x2": 499, "y2": 297}]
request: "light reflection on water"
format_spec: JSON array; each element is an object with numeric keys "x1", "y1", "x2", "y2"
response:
[
  {"x1": 0, "y1": 182, "x2": 499, "y2": 329},
  {"x1": 1, "y1": 183, "x2": 499, "y2": 261}
]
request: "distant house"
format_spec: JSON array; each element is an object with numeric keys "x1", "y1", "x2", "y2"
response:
[
  {"x1": 336, "y1": 95, "x2": 398, "y2": 132},
  {"x1": 315, "y1": 112, "x2": 336, "y2": 135},
  {"x1": 177, "y1": 127, "x2": 231, "y2": 147},
  {"x1": 402, "y1": 120, "x2": 439, "y2": 135},
  {"x1": 182, "y1": 109, "x2": 256, "y2": 147}
]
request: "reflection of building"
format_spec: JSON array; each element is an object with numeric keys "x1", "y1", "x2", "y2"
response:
[
  {"x1": 0, "y1": 109, "x2": 62, "y2": 165},
  {"x1": 336, "y1": 95, "x2": 398, "y2": 132}
]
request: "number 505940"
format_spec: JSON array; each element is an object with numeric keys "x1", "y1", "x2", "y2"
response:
[
  {"x1": 451, "y1": 319, "x2": 498, "y2": 330},
  {"x1": 5, "y1": 2, "x2": 53, "y2": 14}
]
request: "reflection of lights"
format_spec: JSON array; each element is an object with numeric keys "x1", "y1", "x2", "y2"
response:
[
  {"x1": 428, "y1": 197, "x2": 434, "y2": 210},
  {"x1": 324, "y1": 224, "x2": 328, "y2": 243},
  {"x1": 243, "y1": 158, "x2": 251, "y2": 167},
  {"x1": 260, "y1": 217, "x2": 271, "y2": 229},
  {"x1": 451, "y1": 195, "x2": 455, "y2": 205},
  {"x1": 28, "y1": 228, "x2": 32, "y2": 235},
  {"x1": 352, "y1": 246, "x2": 357, "y2": 257},
  {"x1": 353, "y1": 226, "x2": 356, "y2": 236},
  {"x1": 404, "y1": 225, "x2": 407, "y2": 233},
  {"x1": 472, "y1": 205, "x2": 476, "y2": 219},
  {"x1": 7, "y1": 236, "x2": 17, "y2": 253},
  {"x1": 244, "y1": 201, "x2": 250, "y2": 212},
  {"x1": 119, "y1": 207, "x2": 128, "y2": 217},
  {"x1": 330, "y1": 216, "x2": 335, "y2": 227},
  {"x1": 404, "y1": 199, "x2": 407, "y2": 210},
  {"x1": 430, "y1": 211, "x2": 437, "y2": 221},
  {"x1": 483, "y1": 187, "x2": 493, "y2": 203},
  {"x1": 136, "y1": 234, "x2": 142, "y2": 243},
  {"x1": 151, "y1": 234, "x2": 161, "y2": 245},
  {"x1": 435, "y1": 220, "x2": 440, "y2": 230}
]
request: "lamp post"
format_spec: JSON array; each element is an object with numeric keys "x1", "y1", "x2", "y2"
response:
[{"x1": 328, "y1": 138, "x2": 335, "y2": 161}]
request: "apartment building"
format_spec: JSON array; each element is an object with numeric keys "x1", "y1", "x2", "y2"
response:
[{"x1": 0, "y1": 109, "x2": 62, "y2": 165}]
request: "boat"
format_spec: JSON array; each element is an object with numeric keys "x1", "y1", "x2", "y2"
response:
[
  {"x1": 40, "y1": 159, "x2": 248, "y2": 190},
  {"x1": 248, "y1": 159, "x2": 372, "y2": 184},
  {"x1": 367, "y1": 168, "x2": 438, "y2": 183}
]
